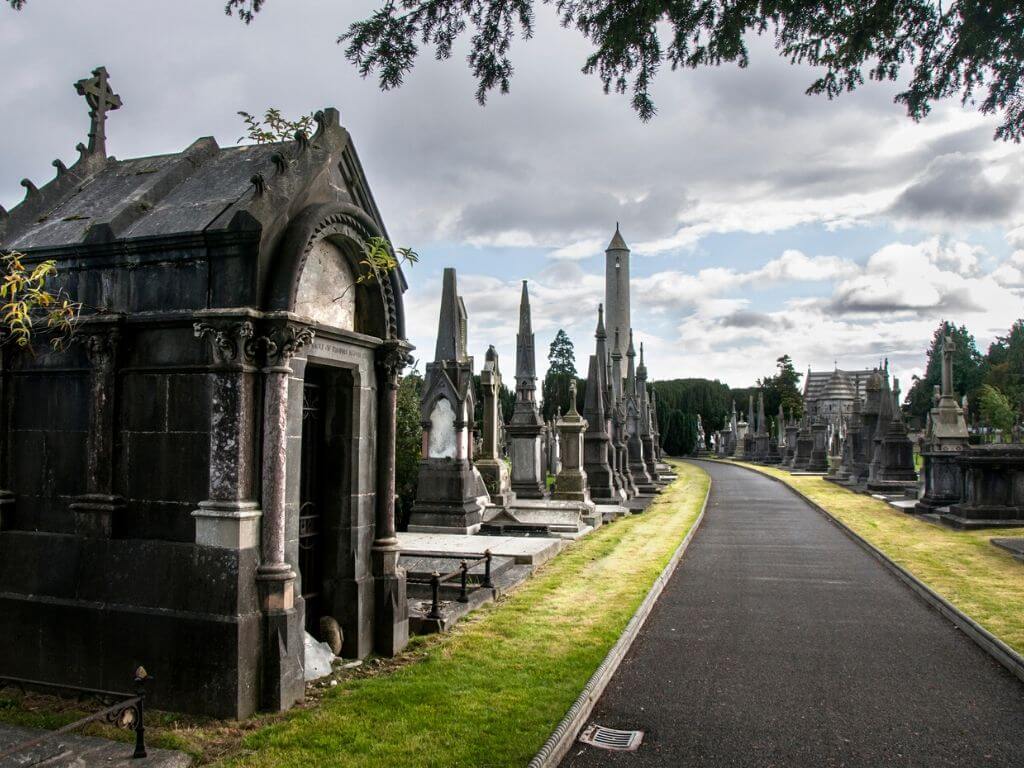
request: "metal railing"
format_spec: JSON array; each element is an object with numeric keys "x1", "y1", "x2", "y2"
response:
[
  {"x1": 407, "y1": 550, "x2": 494, "y2": 621},
  {"x1": 0, "y1": 667, "x2": 150, "y2": 763}
]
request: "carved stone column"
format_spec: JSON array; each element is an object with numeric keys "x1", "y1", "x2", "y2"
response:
[
  {"x1": 70, "y1": 318, "x2": 124, "y2": 537},
  {"x1": 372, "y1": 339, "x2": 412, "y2": 657},
  {"x1": 192, "y1": 320, "x2": 262, "y2": 549},
  {"x1": 256, "y1": 321, "x2": 313, "y2": 713}
]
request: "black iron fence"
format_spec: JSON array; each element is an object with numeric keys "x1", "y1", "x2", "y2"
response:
[
  {"x1": 0, "y1": 667, "x2": 150, "y2": 763},
  {"x1": 407, "y1": 550, "x2": 494, "y2": 620}
]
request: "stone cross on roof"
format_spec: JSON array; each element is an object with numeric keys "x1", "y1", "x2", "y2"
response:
[{"x1": 75, "y1": 66, "x2": 122, "y2": 155}]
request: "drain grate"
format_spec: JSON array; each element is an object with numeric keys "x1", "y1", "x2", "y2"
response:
[{"x1": 579, "y1": 724, "x2": 644, "y2": 752}]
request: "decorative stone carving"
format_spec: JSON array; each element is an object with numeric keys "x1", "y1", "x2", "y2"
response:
[{"x1": 194, "y1": 321, "x2": 256, "y2": 366}]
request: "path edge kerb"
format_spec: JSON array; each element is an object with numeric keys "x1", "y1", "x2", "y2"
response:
[
  {"x1": 527, "y1": 468, "x2": 712, "y2": 768},
  {"x1": 705, "y1": 459, "x2": 1024, "y2": 686}
]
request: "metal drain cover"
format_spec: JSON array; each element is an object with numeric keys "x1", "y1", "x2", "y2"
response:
[{"x1": 579, "y1": 724, "x2": 644, "y2": 752}]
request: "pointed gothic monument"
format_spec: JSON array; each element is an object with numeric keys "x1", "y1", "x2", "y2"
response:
[
  {"x1": 508, "y1": 281, "x2": 548, "y2": 498},
  {"x1": 478, "y1": 345, "x2": 513, "y2": 506},
  {"x1": 408, "y1": 269, "x2": 489, "y2": 533}
]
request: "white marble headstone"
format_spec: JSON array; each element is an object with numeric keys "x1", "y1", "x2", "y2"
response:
[{"x1": 429, "y1": 398, "x2": 458, "y2": 459}]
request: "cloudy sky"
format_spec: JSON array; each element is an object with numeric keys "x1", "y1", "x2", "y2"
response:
[{"x1": 4, "y1": 1, "x2": 1022, "y2": 388}]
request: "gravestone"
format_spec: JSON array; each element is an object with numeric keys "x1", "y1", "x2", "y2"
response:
[
  {"x1": 583, "y1": 306, "x2": 622, "y2": 504},
  {"x1": 783, "y1": 413, "x2": 799, "y2": 466},
  {"x1": 867, "y1": 378, "x2": 918, "y2": 492},
  {"x1": 792, "y1": 415, "x2": 814, "y2": 470},
  {"x1": 477, "y1": 345, "x2": 513, "y2": 506},
  {"x1": 638, "y1": 344, "x2": 661, "y2": 479},
  {"x1": 916, "y1": 336, "x2": 970, "y2": 513},
  {"x1": 408, "y1": 269, "x2": 489, "y2": 533},
  {"x1": 608, "y1": 329, "x2": 636, "y2": 498},
  {"x1": 552, "y1": 381, "x2": 594, "y2": 513},
  {"x1": 940, "y1": 446, "x2": 1024, "y2": 528},
  {"x1": 806, "y1": 415, "x2": 830, "y2": 472},
  {"x1": 754, "y1": 392, "x2": 770, "y2": 462},
  {"x1": 625, "y1": 332, "x2": 658, "y2": 493},
  {"x1": 741, "y1": 396, "x2": 756, "y2": 460},
  {"x1": 507, "y1": 282, "x2": 547, "y2": 499}
]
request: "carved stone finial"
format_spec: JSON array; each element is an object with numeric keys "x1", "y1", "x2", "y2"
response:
[
  {"x1": 20, "y1": 178, "x2": 39, "y2": 201},
  {"x1": 250, "y1": 173, "x2": 267, "y2": 196},
  {"x1": 294, "y1": 130, "x2": 309, "y2": 151},
  {"x1": 52, "y1": 159, "x2": 68, "y2": 177},
  {"x1": 76, "y1": 143, "x2": 89, "y2": 164},
  {"x1": 74, "y1": 66, "x2": 122, "y2": 156},
  {"x1": 270, "y1": 153, "x2": 288, "y2": 174}
]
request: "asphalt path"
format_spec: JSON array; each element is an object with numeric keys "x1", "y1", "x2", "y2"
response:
[{"x1": 561, "y1": 459, "x2": 1024, "y2": 767}]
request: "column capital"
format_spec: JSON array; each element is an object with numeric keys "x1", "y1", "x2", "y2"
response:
[
  {"x1": 257, "y1": 321, "x2": 315, "y2": 372},
  {"x1": 376, "y1": 339, "x2": 414, "y2": 387},
  {"x1": 194, "y1": 319, "x2": 257, "y2": 367},
  {"x1": 77, "y1": 315, "x2": 124, "y2": 367}
]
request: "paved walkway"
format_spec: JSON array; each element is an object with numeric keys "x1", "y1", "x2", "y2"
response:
[{"x1": 562, "y1": 460, "x2": 1024, "y2": 767}]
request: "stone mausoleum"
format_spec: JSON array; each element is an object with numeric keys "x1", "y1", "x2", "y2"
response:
[{"x1": 0, "y1": 69, "x2": 412, "y2": 718}]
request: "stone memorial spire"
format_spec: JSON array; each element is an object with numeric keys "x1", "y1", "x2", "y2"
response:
[
  {"x1": 478, "y1": 345, "x2": 512, "y2": 506},
  {"x1": 585, "y1": 307, "x2": 614, "y2": 505},
  {"x1": 869, "y1": 374, "x2": 918, "y2": 490},
  {"x1": 754, "y1": 391, "x2": 770, "y2": 462},
  {"x1": 508, "y1": 281, "x2": 547, "y2": 498},
  {"x1": 408, "y1": 268, "x2": 490, "y2": 533},
  {"x1": 625, "y1": 330, "x2": 656, "y2": 492},
  {"x1": 638, "y1": 343, "x2": 660, "y2": 479},
  {"x1": 607, "y1": 328, "x2": 633, "y2": 498}
]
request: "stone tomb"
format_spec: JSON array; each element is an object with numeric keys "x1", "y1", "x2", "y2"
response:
[
  {"x1": 407, "y1": 269, "x2": 490, "y2": 534},
  {"x1": 0, "y1": 70, "x2": 411, "y2": 718}
]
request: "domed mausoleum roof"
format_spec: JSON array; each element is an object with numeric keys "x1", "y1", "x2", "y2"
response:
[{"x1": 822, "y1": 368, "x2": 857, "y2": 401}]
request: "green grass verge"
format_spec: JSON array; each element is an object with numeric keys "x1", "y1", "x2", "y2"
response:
[
  {"x1": 1, "y1": 461, "x2": 709, "y2": 767},
  {"x1": 730, "y1": 461, "x2": 1024, "y2": 655}
]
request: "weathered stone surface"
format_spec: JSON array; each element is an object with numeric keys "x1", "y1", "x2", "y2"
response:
[{"x1": 0, "y1": 75, "x2": 411, "y2": 719}]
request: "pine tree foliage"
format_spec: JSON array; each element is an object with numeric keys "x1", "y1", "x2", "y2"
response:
[
  {"x1": 174, "y1": 0, "x2": 1024, "y2": 141},
  {"x1": 542, "y1": 329, "x2": 578, "y2": 420},
  {"x1": 395, "y1": 368, "x2": 423, "y2": 531}
]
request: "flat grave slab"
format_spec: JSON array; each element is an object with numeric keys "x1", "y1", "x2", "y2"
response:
[
  {"x1": 991, "y1": 538, "x2": 1024, "y2": 562},
  {"x1": 398, "y1": 531, "x2": 562, "y2": 566},
  {"x1": 0, "y1": 723, "x2": 191, "y2": 768}
]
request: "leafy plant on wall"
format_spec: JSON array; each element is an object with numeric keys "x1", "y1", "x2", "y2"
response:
[{"x1": 0, "y1": 251, "x2": 81, "y2": 351}]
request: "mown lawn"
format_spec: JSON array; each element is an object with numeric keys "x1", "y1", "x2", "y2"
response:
[
  {"x1": 732, "y1": 461, "x2": 1024, "y2": 655},
  {"x1": 1, "y1": 461, "x2": 709, "y2": 767}
]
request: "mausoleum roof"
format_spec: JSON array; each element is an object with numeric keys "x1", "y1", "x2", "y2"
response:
[
  {"x1": 804, "y1": 367, "x2": 875, "y2": 402},
  {"x1": 1, "y1": 74, "x2": 391, "y2": 267}
]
